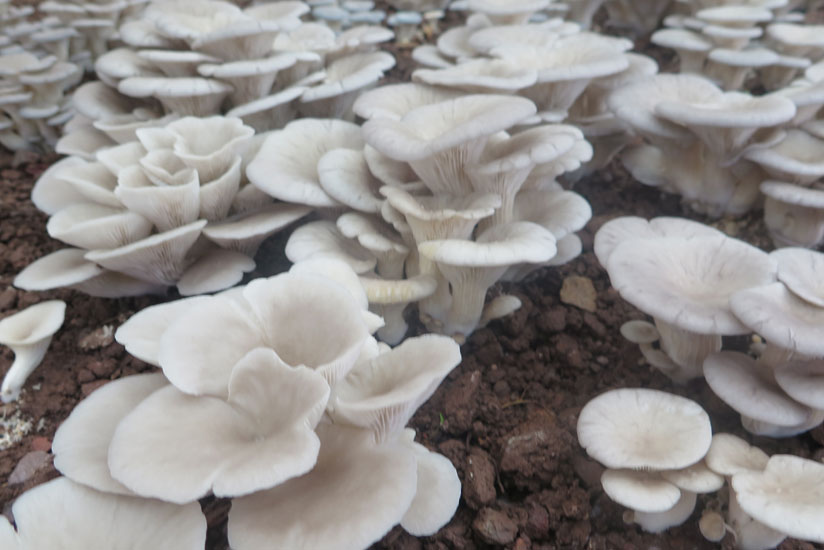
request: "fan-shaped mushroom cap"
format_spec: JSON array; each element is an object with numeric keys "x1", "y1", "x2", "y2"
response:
[
  {"x1": 228, "y1": 423, "x2": 418, "y2": 550},
  {"x1": 332, "y1": 334, "x2": 460, "y2": 442},
  {"x1": 577, "y1": 388, "x2": 712, "y2": 470},
  {"x1": 165, "y1": 116, "x2": 254, "y2": 181},
  {"x1": 318, "y1": 148, "x2": 384, "y2": 214},
  {"x1": 47, "y1": 204, "x2": 153, "y2": 250},
  {"x1": 5, "y1": 477, "x2": 206, "y2": 549},
  {"x1": 745, "y1": 129, "x2": 824, "y2": 184},
  {"x1": 632, "y1": 490, "x2": 698, "y2": 534},
  {"x1": 760, "y1": 181, "x2": 824, "y2": 248},
  {"x1": 607, "y1": 235, "x2": 776, "y2": 335},
  {"x1": 118, "y1": 77, "x2": 233, "y2": 117},
  {"x1": 157, "y1": 271, "x2": 370, "y2": 397},
  {"x1": 468, "y1": 20, "x2": 578, "y2": 55},
  {"x1": 115, "y1": 165, "x2": 201, "y2": 232},
  {"x1": 177, "y1": 249, "x2": 255, "y2": 296},
  {"x1": 601, "y1": 469, "x2": 681, "y2": 513},
  {"x1": 109, "y1": 348, "x2": 330, "y2": 503},
  {"x1": 138, "y1": 49, "x2": 220, "y2": 78},
  {"x1": 400, "y1": 433, "x2": 461, "y2": 536},
  {"x1": 412, "y1": 58, "x2": 537, "y2": 93},
  {"x1": 771, "y1": 248, "x2": 824, "y2": 308},
  {"x1": 705, "y1": 433, "x2": 768, "y2": 477},
  {"x1": 733, "y1": 455, "x2": 824, "y2": 544},
  {"x1": 203, "y1": 203, "x2": 311, "y2": 257},
  {"x1": 30, "y1": 156, "x2": 89, "y2": 215},
  {"x1": 620, "y1": 319, "x2": 659, "y2": 344},
  {"x1": 197, "y1": 54, "x2": 297, "y2": 106},
  {"x1": 286, "y1": 220, "x2": 377, "y2": 273},
  {"x1": 650, "y1": 28, "x2": 711, "y2": 72},
  {"x1": 71, "y1": 81, "x2": 138, "y2": 120},
  {"x1": 731, "y1": 282, "x2": 824, "y2": 357},
  {"x1": 84, "y1": 219, "x2": 208, "y2": 286},
  {"x1": 362, "y1": 94, "x2": 536, "y2": 195},
  {"x1": 608, "y1": 73, "x2": 722, "y2": 141},
  {"x1": 774, "y1": 359, "x2": 824, "y2": 409},
  {"x1": 0, "y1": 300, "x2": 66, "y2": 403},
  {"x1": 53, "y1": 373, "x2": 168, "y2": 495},
  {"x1": 247, "y1": 118, "x2": 362, "y2": 207},
  {"x1": 703, "y1": 351, "x2": 813, "y2": 427},
  {"x1": 661, "y1": 460, "x2": 724, "y2": 494},
  {"x1": 225, "y1": 86, "x2": 306, "y2": 131}
]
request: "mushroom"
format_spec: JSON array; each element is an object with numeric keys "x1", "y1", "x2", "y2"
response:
[{"x1": 0, "y1": 300, "x2": 66, "y2": 403}]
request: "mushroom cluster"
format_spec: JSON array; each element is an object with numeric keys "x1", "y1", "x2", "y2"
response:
[
  {"x1": 59, "y1": 0, "x2": 397, "y2": 156},
  {"x1": 598, "y1": 216, "x2": 824, "y2": 436},
  {"x1": 579, "y1": 390, "x2": 824, "y2": 549},
  {"x1": 244, "y1": 89, "x2": 593, "y2": 343},
  {"x1": 653, "y1": 1, "x2": 822, "y2": 90},
  {"x1": 49, "y1": 261, "x2": 462, "y2": 549},
  {"x1": 16, "y1": 115, "x2": 311, "y2": 297}
]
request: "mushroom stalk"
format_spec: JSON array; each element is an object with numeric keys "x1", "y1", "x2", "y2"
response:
[
  {"x1": 654, "y1": 319, "x2": 722, "y2": 382},
  {"x1": 1, "y1": 340, "x2": 51, "y2": 403}
]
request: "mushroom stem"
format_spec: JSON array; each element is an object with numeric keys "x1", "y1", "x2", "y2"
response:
[
  {"x1": 654, "y1": 318, "x2": 721, "y2": 382},
  {"x1": 1, "y1": 340, "x2": 51, "y2": 403}
]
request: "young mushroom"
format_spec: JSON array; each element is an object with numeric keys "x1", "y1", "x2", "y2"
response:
[{"x1": 0, "y1": 300, "x2": 66, "y2": 403}]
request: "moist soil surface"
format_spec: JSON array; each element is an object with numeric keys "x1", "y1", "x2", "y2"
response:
[{"x1": 2, "y1": 148, "x2": 823, "y2": 550}]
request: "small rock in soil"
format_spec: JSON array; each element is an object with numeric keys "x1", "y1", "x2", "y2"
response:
[
  {"x1": 30, "y1": 436, "x2": 51, "y2": 452},
  {"x1": 473, "y1": 507, "x2": 518, "y2": 545},
  {"x1": 8, "y1": 451, "x2": 50, "y2": 485},
  {"x1": 78, "y1": 325, "x2": 115, "y2": 350},
  {"x1": 464, "y1": 447, "x2": 497, "y2": 509},
  {"x1": 442, "y1": 370, "x2": 481, "y2": 433},
  {"x1": 559, "y1": 276, "x2": 597, "y2": 312}
]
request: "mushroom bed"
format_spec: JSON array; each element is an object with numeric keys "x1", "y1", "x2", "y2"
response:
[{"x1": 2, "y1": 149, "x2": 823, "y2": 550}]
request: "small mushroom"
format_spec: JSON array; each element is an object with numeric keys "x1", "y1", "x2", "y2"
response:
[{"x1": 0, "y1": 300, "x2": 66, "y2": 403}]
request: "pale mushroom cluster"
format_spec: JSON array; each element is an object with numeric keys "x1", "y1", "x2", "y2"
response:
[
  {"x1": 15, "y1": 115, "x2": 311, "y2": 297},
  {"x1": 579, "y1": 393, "x2": 824, "y2": 549},
  {"x1": 49, "y1": 261, "x2": 462, "y2": 549},
  {"x1": 58, "y1": 0, "x2": 397, "y2": 156},
  {"x1": 244, "y1": 90, "x2": 593, "y2": 343},
  {"x1": 598, "y1": 216, "x2": 824, "y2": 437},
  {"x1": 653, "y1": 0, "x2": 821, "y2": 90}
]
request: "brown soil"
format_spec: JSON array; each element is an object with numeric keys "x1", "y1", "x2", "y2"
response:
[{"x1": 2, "y1": 147, "x2": 822, "y2": 550}]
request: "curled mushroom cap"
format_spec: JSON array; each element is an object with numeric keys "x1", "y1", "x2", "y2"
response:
[
  {"x1": 600, "y1": 469, "x2": 681, "y2": 513},
  {"x1": 733, "y1": 455, "x2": 824, "y2": 544},
  {"x1": 606, "y1": 235, "x2": 777, "y2": 335},
  {"x1": 0, "y1": 300, "x2": 66, "y2": 403},
  {"x1": 2, "y1": 477, "x2": 206, "y2": 549},
  {"x1": 108, "y1": 348, "x2": 330, "y2": 503},
  {"x1": 577, "y1": 388, "x2": 712, "y2": 470},
  {"x1": 730, "y1": 282, "x2": 824, "y2": 357},
  {"x1": 771, "y1": 247, "x2": 824, "y2": 308},
  {"x1": 228, "y1": 423, "x2": 418, "y2": 550},
  {"x1": 53, "y1": 373, "x2": 169, "y2": 495}
]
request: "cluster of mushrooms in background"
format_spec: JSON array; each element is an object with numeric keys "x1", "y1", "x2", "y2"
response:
[{"x1": 1, "y1": 0, "x2": 824, "y2": 548}]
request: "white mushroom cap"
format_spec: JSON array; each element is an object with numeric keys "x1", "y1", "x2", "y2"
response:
[
  {"x1": 247, "y1": 118, "x2": 362, "y2": 208},
  {"x1": 661, "y1": 460, "x2": 724, "y2": 493},
  {"x1": 47, "y1": 204, "x2": 153, "y2": 250},
  {"x1": 285, "y1": 220, "x2": 377, "y2": 274},
  {"x1": 619, "y1": 320, "x2": 659, "y2": 344},
  {"x1": 53, "y1": 373, "x2": 168, "y2": 495},
  {"x1": 177, "y1": 249, "x2": 255, "y2": 296},
  {"x1": 412, "y1": 58, "x2": 537, "y2": 93},
  {"x1": 203, "y1": 203, "x2": 311, "y2": 257},
  {"x1": 577, "y1": 388, "x2": 712, "y2": 470},
  {"x1": 0, "y1": 300, "x2": 66, "y2": 403},
  {"x1": 331, "y1": 334, "x2": 460, "y2": 442},
  {"x1": 733, "y1": 455, "x2": 824, "y2": 544},
  {"x1": 84, "y1": 219, "x2": 208, "y2": 286},
  {"x1": 30, "y1": 156, "x2": 89, "y2": 215},
  {"x1": 607, "y1": 235, "x2": 777, "y2": 335},
  {"x1": 632, "y1": 490, "x2": 698, "y2": 534},
  {"x1": 317, "y1": 148, "x2": 384, "y2": 214},
  {"x1": 6, "y1": 477, "x2": 206, "y2": 549},
  {"x1": 745, "y1": 129, "x2": 824, "y2": 184},
  {"x1": 704, "y1": 433, "x2": 768, "y2": 477},
  {"x1": 108, "y1": 348, "x2": 330, "y2": 503},
  {"x1": 774, "y1": 359, "x2": 824, "y2": 409},
  {"x1": 772, "y1": 247, "x2": 824, "y2": 307},
  {"x1": 228, "y1": 423, "x2": 417, "y2": 550},
  {"x1": 400, "y1": 434, "x2": 461, "y2": 536},
  {"x1": 601, "y1": 469, "x2": 681, "y2": 513},
  {"x1": 730, "y1": 282, "x2": 824, "y2": 357},
  {"x1": 703, "y1": 351, "x2": 812, "y2": 427},
  {"x1": 115, "y1": 164, "x2": 201, "y2": 232}
]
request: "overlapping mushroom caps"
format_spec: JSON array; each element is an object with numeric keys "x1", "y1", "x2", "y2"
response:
[
  {"x1": 16, "y1": 115, "x2": 311, "y2": 297},
  {"x1": 596, "y1": 215, "x2": 777, "y2": 383},
  {"x1": 55, "y1": 0, "x2": 398, "y2": 155},
  {"x1": 0, "y1": 477, "x2": 207, "y2": 550},
  {"x1": 51, "y1": 261, "x2": 463, "y2": 549},
  {"x1": 577, "y1": 388, "x2": 715, "y2": 533}
]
